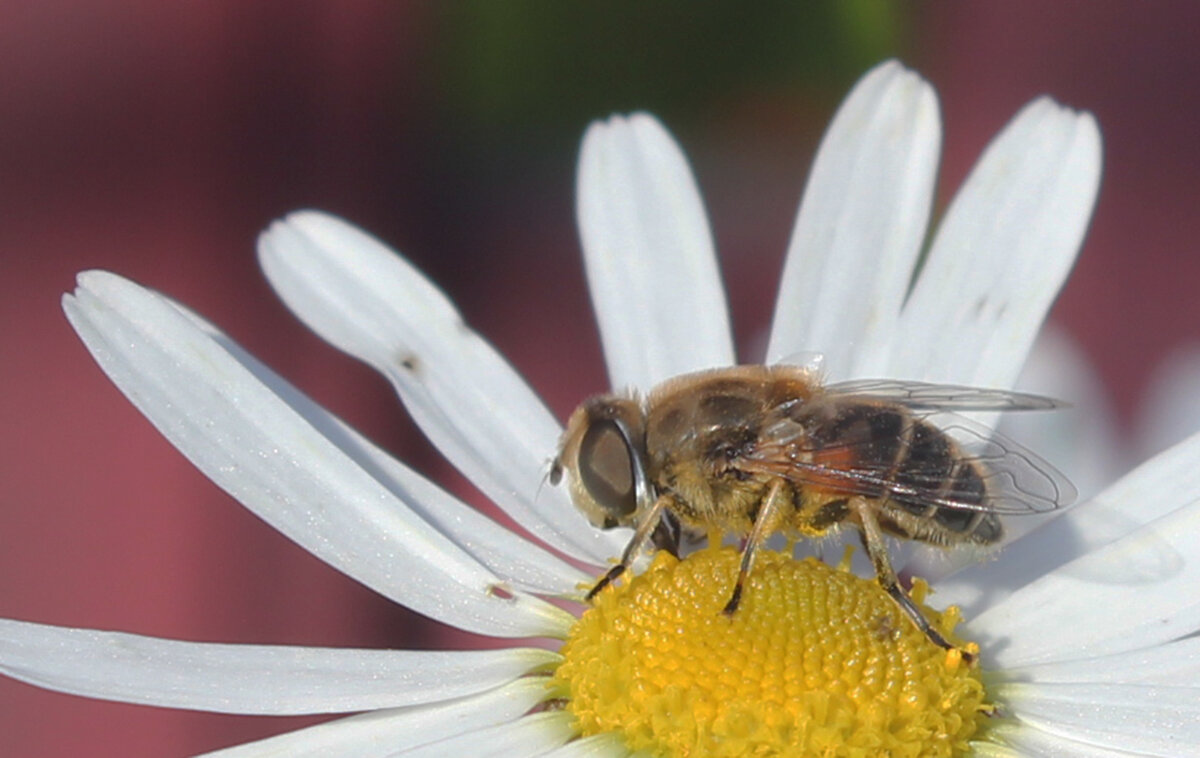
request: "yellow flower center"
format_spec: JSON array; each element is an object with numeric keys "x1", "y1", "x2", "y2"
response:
[{"x1": 552, "y1": 546, "x2": 987, "y2": 757}]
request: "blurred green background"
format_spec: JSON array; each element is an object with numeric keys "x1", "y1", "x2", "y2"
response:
[{"x1": 436, "y1": 2, "x2": 900, "y2": 135}]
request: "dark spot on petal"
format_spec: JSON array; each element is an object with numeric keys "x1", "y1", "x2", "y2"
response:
[
  {"x1": 398, "y1": 353, "x2": 421, "y2": 373},
  {"x1": 487, "y1": 583, "x2": 515, "y2": 601}
]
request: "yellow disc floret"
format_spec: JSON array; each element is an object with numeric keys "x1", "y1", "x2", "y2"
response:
[{"x1": 551, "y1": 546, "x2": 987, "y2": 757}]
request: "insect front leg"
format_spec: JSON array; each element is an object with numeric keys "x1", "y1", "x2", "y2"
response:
[
  {"x1": 649, "y1": 508, "x2": 682, "y2": 557},
  {"x1": 850, "y1": 497, "x2": 974, "y2": 663},
  {"x1": 586, "y1": 494, "x2": 673, "y2": 601},
  {"x1": 723, "y1": 477, "x2": 789, "y2": 615}
]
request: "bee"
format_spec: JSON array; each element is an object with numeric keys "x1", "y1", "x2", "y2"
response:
[{"x1": 550, "y1": 365, "x2": 1075, "y2": 658}]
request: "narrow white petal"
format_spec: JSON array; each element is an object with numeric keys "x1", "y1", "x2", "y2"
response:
[
  {"x1": 175, "y1": 301, "x2": 588, "y2": 596},
  {"x1": 967, "y1": 745, "x2": 1021, "y2": 758},
  {"x1": 259, "y1": 212, "x2": 625, "y2": 566},
  {"x1": 0, "y1": 619, "x2": 556, "y2": 714},
  {"x1": 294, "y1": 415, "x2": 588, "y2": 597},
  {"x1": 202, "y1": 678, "x2": 549, "y2": 757},
  {"x1": 1054, "y1": 428, "x2": 1200, "y2": 551},
  {"x1": 767, "y1": 60, "x2": 940, "y2": 379},
  {"x1": 999, "y1": 325, "x2": 1125, "y2": 504},
  {"x1": 973, "y1": 495, "x2": 1200, "y2": 668},
  {"x1": 395, "y1": 711, "x2": 574, "y2": 757},
  {"x1": 996, "y1": 681, "x2": 1200, "y2": 756},
  {"x1": 1137, "y1": 344, "x2": 1200, "y2": 459},
  {"x1": 893, "y1": 98, "x2": 1102, "y2": 389},
  {"x1": 64, "y1": 272, "x2": 572, "y2": 638},
  {"x1": 936, "y1": 429, "x2": 1200, "y2": 617},
  {"x1": 1009, "y1": 635, "x2": 1200, "y2": 687},
  {"x1": 319, "y1": 421, "x2": 589, "y2": 597},
  {"x1": 540, "y1": 733, "x2": 630, "y2": 758},
  {"x1": 978, "y1": 721, "x2": 1149, "y2": 758},
  {"x1": 966, "y1": 745, "x2": 1022, "y2": 758},
  {"x1": 576, "y1": 112, "x2": 734, "y2": 391},
  {"x1": 903, "y1": 327, "x2": 1124, "y2": 596}
]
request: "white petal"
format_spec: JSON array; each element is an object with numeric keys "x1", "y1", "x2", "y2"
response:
[
  {"x1": 576, "y1": 112, "x2": 734, "y2": 390},
  {"x1": 967, "y1": 744, "x2": 1021, "y2": 758},
  {"x1": 936, "y1": 429, "x2": 1200, "y2": 617},
  {"x1": 999, "y1": 325, "x2": 1125, "y2": 504},
  {"x1": 1137, "y1": 343, "x2": 1200, "y2": 460},
  {"x1": 540, "y1": 733, "x2": 630, "y2": 758},
  {"x1": 175, "y1": 300, "x2": 588, "y2": 596},
  {"x1": 893, "y1": 98, "x2": 1102, "y2": 389},
  {"x1": 973, "y1": 495, "x2": 1200, "y2": 668},
  {"x1": 1010, "y1": 635, "x2": 1200, "y2": 687},
  {"x1": 0, "y1": 619, "x2": 556, "y2": 714},
  {"x1": 766, "y1": 60, "x2": 940, "y2": 379},
  {"x1": 259, "y1": 212, "x2": 625, "y2": 566},
  {"x1": 202, "y1": 678, "x2": 549, "y2": 757},
  {"x1": 977, "y1": 721, "x2": 1150, "y2": 758},
  {"x1": 64, "y1": 272, "x2": 572, "y2": 638},
  {"x1": 996, "y1": 681, "x2": 1200, "y2": 756},
  {"x1": 1058, "y1": 427, "x2": 1200, "y2": 551},
  {"x1": 903, "y1": 326, "x2": 1124, "y2": 595},
  {"x1": 395, "y1": 711, "x2": 574, "y2": 757}
]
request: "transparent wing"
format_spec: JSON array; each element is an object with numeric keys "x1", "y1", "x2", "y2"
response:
[
  {"x1": 746, "y1": 405, "x2": 1076, "y2": 516},
  {"x1": 823, "y1": 378, "x2": 1066, "y2": 412}
]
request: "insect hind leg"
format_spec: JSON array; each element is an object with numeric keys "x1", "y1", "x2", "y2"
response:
[{"x1": 850, "y1": 497, "x2": 975, "y2": 664}]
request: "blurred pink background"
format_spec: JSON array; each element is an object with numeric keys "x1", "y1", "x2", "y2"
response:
[{"x1": 2, "y1": 2, "x2": 1198, "y2": 754}]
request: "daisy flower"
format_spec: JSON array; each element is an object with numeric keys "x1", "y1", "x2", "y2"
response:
[{"x1": 3, "y1": 59, "x2": 1197, "y2": 756}]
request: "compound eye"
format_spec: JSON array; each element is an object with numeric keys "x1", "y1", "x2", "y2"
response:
[{"x1": 577, "y1": 418, "x2": 638, "y2": 522}]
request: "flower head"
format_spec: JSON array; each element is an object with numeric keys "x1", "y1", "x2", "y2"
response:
[
  {"x1": 4, "y1": 60, "x2": 1199, "y2": 756},
  {"x1": 554, "y1": 546, "x2": 987, "y2": 757}
]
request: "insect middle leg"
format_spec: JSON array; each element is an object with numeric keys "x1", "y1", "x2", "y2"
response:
[
  {"x1": 849, "y1": 497, "x2": 974, "y2": 663},
  {"x1": 723, "y1": 477, "x2": 789, "y2": 615}
]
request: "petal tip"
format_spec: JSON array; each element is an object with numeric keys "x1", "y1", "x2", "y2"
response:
[
  {"x1": 838, "y1": 58, "x2": 938, "y2": 134},
  {"x1": 262, "y1": 209, "x2": 354, "y2": 248},
  {"x1": 1016, "y1": 95, "x2": 1097, "y2": 132},
  {"x1": 1022, "y1": 97, "x2": 1104, "y2": 179},
  {"x1": 861, "y1": 58, "x2": 926, "y2": 92},
  {"x1": 864, "y1": 57, "x2": 908, "y2": 79},
  {"x1": 72, "y1": 270, "x2": 131, "y2": 298},
  {"x1": 582, "y1": 111, "x2": 671, "y2": 152}
]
